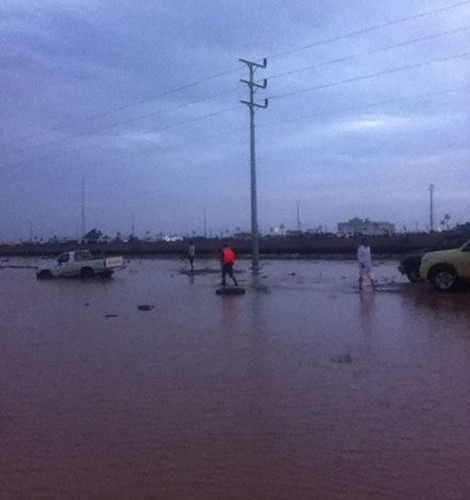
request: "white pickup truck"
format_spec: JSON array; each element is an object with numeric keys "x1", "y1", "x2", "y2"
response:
[{"x1": 36, "y1": 249, "x2": 124, "y2": 279}]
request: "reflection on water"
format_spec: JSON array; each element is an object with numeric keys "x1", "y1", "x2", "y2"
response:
[
  {"x1": 410, "y1": 286, "x2": 470, "y2": 320},
  {"x1": 1, "y1": 258, "x2": 470, "y2": 499},
  {"x1": 359, "y1": 290, "x2": 377, "y2": 336}
]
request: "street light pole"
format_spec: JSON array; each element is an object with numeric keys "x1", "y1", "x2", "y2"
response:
[
  {"x1": 240, "y1": 58, "x2": 268, "y2": 274},
  {"x1": 203, "y1": 207, "x2": 207, "y2": 238},
  {"x1": 295, "y1": 199, "x2": 301, "y2": 232}
]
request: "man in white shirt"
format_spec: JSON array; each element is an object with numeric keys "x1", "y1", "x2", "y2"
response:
[
  {"x1": 188, "y1": 241, "x2": 196, "y2": 272},
  {"x1": 357, "y1": 237, "x2": 376, "y2": 290}
]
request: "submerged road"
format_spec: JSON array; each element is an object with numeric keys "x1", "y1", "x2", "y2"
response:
[{"x1": 1, "y1": 257, "x2": 470, "y2": 499}]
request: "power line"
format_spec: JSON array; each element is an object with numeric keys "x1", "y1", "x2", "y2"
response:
[
  {"x1": 268, "y1": 51, "x2": 470, "y2": 101},
  {"x1": 3, "y1": 67, "x2": 240, "y2": 147},
  {"x1": 5, "y1": 87, "x2": 240, "y2": 156},
  {"x1": 113, "y1": 86, "x2": 470, "y2": 157},
  {"x1": 5, "y1": 105, "x2": 240, "y2": 169},
  {"x1": 268, "y1": 25, "x2": 470, "y2": 82},
  {"x1": 5, "y1": 86, "x2": 466, "y2": 182},
  {"x1": 11, "y1": 22, "x2": 468, "y2": 158},
  {"x1": 6, "y1": 79, "x2": 468, "y2": 171},
  {"x1": 259, "y1": 87, "x2": 469, "y2": 134},
  {"x1": 5, "y1": 0, "x2": 468, "y2": 158},
  {"x1": 6, "y1": 1, "x2": 468, "y2": 150},
  {"x1": 10, "y1": 36, "x2": 468, "y2": 163},
  {"x1": 265, "y1": 0, "x2": 470, "y2": 60},
  {"x1": 7, "y1": 45, "x2": 468, "y2": 169},
  {"x1": 4, "y1": 14, "x2": 469, "y2": 167}
]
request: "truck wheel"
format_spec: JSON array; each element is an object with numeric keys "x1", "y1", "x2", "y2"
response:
[
  {"x1": 80, "y1": 267, "x2": 95, "y2": 278},
  {"x1": 406, "y1": 267, "x2": 421, "y2": 283},
  {"x1": 429, "y1": 266, "x2": 457, "y2": 291},
  {"x1": 37, "y1": 270, "x2": 53, "y2": 280}
]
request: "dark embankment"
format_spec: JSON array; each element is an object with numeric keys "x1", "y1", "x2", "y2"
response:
[{"x1": 0, "y1": 232, "x2": 442, "y2": 258}]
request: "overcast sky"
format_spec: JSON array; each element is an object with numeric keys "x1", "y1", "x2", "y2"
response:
[{"x1": 1, "y1": 0, "x2": 469, "y2": 241}]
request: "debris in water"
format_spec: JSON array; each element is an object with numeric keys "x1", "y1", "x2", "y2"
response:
[
  {"x1": 216, "y1": 287, "x2": 246, "y2": 296},
  {"x1": 331, "y1": 354, "x2": 352, "y2": 364},
  {"x1": 137, "y1": 304, "x2": 154, "y2": 311}
]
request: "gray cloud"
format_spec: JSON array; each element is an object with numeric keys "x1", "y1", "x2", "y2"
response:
[{"x1": 1, "y1": 0, "x2": 469, "y2": 241}]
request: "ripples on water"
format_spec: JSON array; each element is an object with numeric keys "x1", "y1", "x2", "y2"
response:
[{"x1": 1, "y1": 258, "x2": 470, "y2": 499}]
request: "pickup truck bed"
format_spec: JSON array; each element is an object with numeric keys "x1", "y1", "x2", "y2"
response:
[{"x1": 37, "y1": 250, "x2": 123, "y2": 279}]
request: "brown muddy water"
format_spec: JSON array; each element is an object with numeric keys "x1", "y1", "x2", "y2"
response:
[{"x1": 1, "y1": 257, "x2": 470, "y2": 500}]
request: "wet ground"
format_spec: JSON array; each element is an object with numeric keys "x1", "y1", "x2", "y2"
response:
[{"x1": 1, "y1": 257, "x2": 470, "y2": 500}]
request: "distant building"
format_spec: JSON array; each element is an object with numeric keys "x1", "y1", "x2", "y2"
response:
[
  {"x1": 164, "y1": 235, "x2": 184, "y2": 242},
  {"x1": 269, "y1": 224, "x2": 286, "y2": 236},
  {"x1": 337, "y1": 217, "x2": 395, "y2": 236}
]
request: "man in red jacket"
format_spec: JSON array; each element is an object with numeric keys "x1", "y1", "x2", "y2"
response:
[{"x1": 220, "y1": 243, "x2": 238, "y2": 287}]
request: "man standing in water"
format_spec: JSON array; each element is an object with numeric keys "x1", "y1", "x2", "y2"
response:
[
  {"x1": 357, "y1": 237, "x2": 376, "y2": 290},
  {"x1": 188, "y1": 241, "x2": 196, "y2": 272},
  {"x1": 220, "y1": 243, "x2": 238, "y2": 287}
]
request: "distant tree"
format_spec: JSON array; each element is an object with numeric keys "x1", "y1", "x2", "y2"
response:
[
  {"x1": 84, "y1": 228, "x2": 103, "y2": 243},
  {"x1": 440, "y1": 213, "x2": 451, "y2": 231}
]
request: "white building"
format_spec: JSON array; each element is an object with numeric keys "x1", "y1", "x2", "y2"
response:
[{"x1": 337, "y1": 217, "x2": 395, "y2": 236}]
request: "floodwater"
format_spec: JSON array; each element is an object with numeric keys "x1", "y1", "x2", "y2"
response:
[{"x1": 1, "y1": 257, "x2": 470, "y2": 500}]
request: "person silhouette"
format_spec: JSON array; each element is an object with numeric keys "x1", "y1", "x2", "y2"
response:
[{"x1": 220, "y1": 243, "x2": 238, "y2": 287}]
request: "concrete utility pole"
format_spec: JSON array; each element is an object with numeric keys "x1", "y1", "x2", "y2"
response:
[
  {"x1": 240, "y1": 58, "x2": 268, "y2": 274},
  {"x1": 429, "y1": 183, "x2": 435, "y2": 232},
  {"x1": 295, "y1": 200, "x2": 301, "y2": 232},
  {"x1": 203, "y1": 207, "x2": 207, "y2": 238},
  {"x1": 81, "y1": 177, "x2": 86, "y2": 240}
]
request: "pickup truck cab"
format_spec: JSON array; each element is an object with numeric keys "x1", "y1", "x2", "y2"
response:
[
  {"x1": 419, "y1": 239, "x2": 470, "y2": 291},
  {"x1": 37, "y1": 250, "x2": 123, "y2": 279}
]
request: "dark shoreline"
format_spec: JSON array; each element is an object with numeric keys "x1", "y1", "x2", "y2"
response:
[{"x1": 0, "y1": 232, "x2": 440, "y2": 258}]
